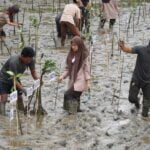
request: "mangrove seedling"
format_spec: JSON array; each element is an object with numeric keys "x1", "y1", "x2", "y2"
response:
[
  {"x1": 7, "y1": 71, "x2": 23, "y2": 135},
  {"x1": 32, "y1": 59, "x2": 57, "y2": 116}
]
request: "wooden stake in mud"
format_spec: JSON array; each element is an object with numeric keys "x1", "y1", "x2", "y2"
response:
[
  {"x1": 32, "y1": 0, "x2": 34, "y2": 10},
  {"x1": 111, "y1": 31, "x2": 114, "y2": 57},
  {"x1": 116, "y1": 54, "x2": 124, "y2": 113},
  {"x1": 58, "y1": 0, "x2": 61, "y2": 12},
  {"x1": 0, "y1": 39, "x2": 3, "y2": 54},
  {"x1": 126, "y1": 11, "x2": 133, "y2": 41},
  {"x1": 22, "y1": 8, "x2": 26, "y2": 30},
  {"x1": 54, "y1": 63, "x2": 61, "y2": 110},
  {"x1": 7, "y1": 71, "x2": 23, "y2": 135}
]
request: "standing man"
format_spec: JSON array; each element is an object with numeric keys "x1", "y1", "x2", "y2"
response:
[
  {"x1": 0, "y1": 47, "x2": 39, "y2": 115},
  {"x1": 119, "y1": 41, "x2": 150, "y2": 117},
  {"x1": 60, "y1": 0, "x2": 81, "y2": 46},
  {"x1": 100, "y1": 0, "x2": 119, "y2": 29}
]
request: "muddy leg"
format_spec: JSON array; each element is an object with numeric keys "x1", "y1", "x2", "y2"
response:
[{"x1": 0, "y1": 94, "x2": 8, "y2": 115}]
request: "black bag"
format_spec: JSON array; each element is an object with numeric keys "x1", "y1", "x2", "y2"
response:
[{"x1": 102, "y1": 0, "x2": 110, "y2": 3}]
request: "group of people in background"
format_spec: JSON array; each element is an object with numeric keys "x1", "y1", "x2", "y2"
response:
[{"x1": 0, "y1": 0, "x2": 149, "y2": 118}]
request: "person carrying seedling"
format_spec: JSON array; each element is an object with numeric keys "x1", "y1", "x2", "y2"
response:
[
  {"x1": 59, "y1": 36, "x2": 91, "y2": 114},
  {"x1": 0, "y1": 47, "x2": 39, "y2": 115},
  {"x1": 60, "y1": 0, "x2": 81, "y2": 46},
  {"x1": 0, "y1": 5, "x2": 22, "y2": 41},
  {"x1": 119, "y1": 41, "x2": 150, "y2": 118},
  {"x1": 100, "y1": 0, "x2": 119, "y2": 30}
]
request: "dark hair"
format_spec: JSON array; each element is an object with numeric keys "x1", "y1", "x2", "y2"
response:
[
  {"x1": 21, "y1": 47, "x2": 35, "y2": 57},
  {"x1": 7, "y1": 5, "x2": 20, "y2": 22},
  {"x1": 102, "y1": 0, "x2": 110, "y2": 3},
  {"x1": 73, "y1": 0, "x2": 78, "y2": 3}
]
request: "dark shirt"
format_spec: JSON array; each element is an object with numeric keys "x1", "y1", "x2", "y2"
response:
[
  {"x1": 132, "y1": 45, "x2": 150, "y2": 86},
  {"x1": 0, "y1": 55, "x2": 35, "y2": 84}
]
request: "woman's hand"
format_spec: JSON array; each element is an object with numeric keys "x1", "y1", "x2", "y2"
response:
[
  {"x1": 58, "y1": 75, "x2": 64, "y2": 82},
  {"x1": 87, "y1": 80, "x2": 91, "y2": 90}
]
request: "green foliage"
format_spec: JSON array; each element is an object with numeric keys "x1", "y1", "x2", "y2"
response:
[
  {"x1": 42, "y1": 60, "x2": 57, "y2": 75},
  {"x1": 30, "y1": 16, "x2": 39, "y2": 27},
  {"x1": 6, "y1": 71, "x2": 23, "y2": 81},
  {"x1": 6, "y1": 71, "x2": 14, "y2": 76}
]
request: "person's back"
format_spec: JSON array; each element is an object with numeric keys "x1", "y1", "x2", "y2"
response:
[
  {"x1": 102, "y1": 0, "x2": 118, "y2": 20},
  {"x1": 61, "y1": 3, "x2": 80, "y2": 25}
]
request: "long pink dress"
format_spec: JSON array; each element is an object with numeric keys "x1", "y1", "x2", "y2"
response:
[{"x1": 102, "y1": 0, "x2": 118, "y2": 20}]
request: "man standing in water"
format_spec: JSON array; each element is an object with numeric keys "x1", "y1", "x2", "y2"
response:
[
  {"x1": 0, "y1": 47, "x2": 39, "y2": 115},
  {"x1": 119, "y1": 41, "x2": 150, "y2": 117}
]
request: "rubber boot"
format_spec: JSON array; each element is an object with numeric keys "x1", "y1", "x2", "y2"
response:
[
  {"x1": 0, "y1": 103, "x2": 6, "y2": 115},
  {"x1": 68, "y1": 99, "x2": 78, "y2": 115},
  {"x1": 77, "y1": 100, "x2": 82, "y2": 112},
  {"x1": 63, "y1": 99, "x2": 69, "y2": 111},
  {"x1": 142, "y1": 107, "x2": 149, "y2": 117}
]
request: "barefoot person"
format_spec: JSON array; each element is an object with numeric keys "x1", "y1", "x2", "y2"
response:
[
  {"x1": 60, "y1": 0, "x2": 81, "y2": 46},
  {"x1": 0, "y1": 47, "x2": 39, "y2": 115},
  {"x1": 59, "y1": 36, "x2": 91, "y2": 114},
  {"x1": 119, "y1": 41, "x2": 150, "y2": 117},
  {"x1": 0, "y1": 5, "x2": 22, "y2": 40},
  {"x1": 100, "y1": 0, "x2": 119, "y2": 29}
]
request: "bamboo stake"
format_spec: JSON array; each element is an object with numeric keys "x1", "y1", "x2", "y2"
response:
[
  {"x1": 54, "y1": 63, "x2": 61, "y2": 110},
  {"x1": 13, "y1": 76, "x2": 23, "y2": 135},
  {"x1": 22, "y1": 8, "x2": 26, "y2": 30},
  {"x1": 116, "y1": 55, "x2": 124, "y2": 113}
]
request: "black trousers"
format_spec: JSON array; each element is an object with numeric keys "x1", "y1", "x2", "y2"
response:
[
  {"x1": 100, "y1": 19, "x2": 116, "y2": 29},
  {"x1": 129, "y1": 78, "x2": 150, "y2": 109},
  {"x1": 55, "y1": 13, "x2": 62, "y2": 37},
  {"x1": 64, "y1": 89, "x2": 82, "y2": 111}
]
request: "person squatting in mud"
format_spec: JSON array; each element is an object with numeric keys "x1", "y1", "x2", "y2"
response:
[
  {"x1": 119, "y1": 41, "x2": 150, "y2": 118},
  {"x1": 100, "y1": 0, "x2": 119, "y2": 30},
  {"x1": 60, "y1": 0, "x2": 82, "y2": 47},
  {"x1": 55, "y1": 0, "x2": 90, "y2": 40},
  {"x1": 0, "y1": 47, "x2": 39, "y2": 115},
  {"x1": 59, "y1": 36, "x2": 91, "y2": 114},
  {"x1": 0, "y1": 5, "x2": 22, "y2": 41}
]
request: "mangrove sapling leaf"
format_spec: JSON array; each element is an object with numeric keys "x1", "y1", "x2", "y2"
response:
[
  {"x1": 6, "y1": 71, "x2": 23, "y2": 135},
  {"x1": 7, "y1": 71, "x2": 14, "y2": 76}
]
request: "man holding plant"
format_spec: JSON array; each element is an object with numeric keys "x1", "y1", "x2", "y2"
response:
[{"x1": 0, "y1": 47, "x2": 39, "y2": 115}]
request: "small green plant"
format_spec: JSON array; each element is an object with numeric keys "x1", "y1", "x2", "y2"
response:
[
  {"x1": 32, "y1": 59, "x2": 57, "y2": 116},
  {"x1": 7, "y1": 71, "x2": 23, "y2": 135}
]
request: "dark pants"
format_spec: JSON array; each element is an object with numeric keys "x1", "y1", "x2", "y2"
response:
[
  {"x1": 100, "y1": 19, "x2": 116, "y2": 29},
  {"x1": 64, "y1": 89, "x2": 82, "y2": 112},
  {"x1": 55, "y1": 13, "x2": 62, "y2": 38},
  {"x1": 61, "y1": 21, "x2": 80, "y2": 46},
  {"x1": 0, "y1": 29, "x2": 6, "y2": 38},
  {"x1": 129, "y1": 78, "x2": 150, "y2": 111},
  {"x1": 0, "y1": 81, "x2": 24, "y2": 114},
  {"x1": 80, "y1": 7, "x2": 90, "y2": 33}
]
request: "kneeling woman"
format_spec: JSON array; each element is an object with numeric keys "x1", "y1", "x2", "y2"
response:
[{"x1": 59, "y1": 36, "x2": 91, "y2": 114}]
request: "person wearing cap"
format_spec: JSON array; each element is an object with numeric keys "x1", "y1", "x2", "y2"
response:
[
  {"x1": 0, "y1": 47, "x2": 39, "y2": 115},
  {"x1": 119, "y1": 41, "x2": 150, "y2": 118},
  {"x1": 0, "y1": 5, "x2": 22, "y2": 40}
]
